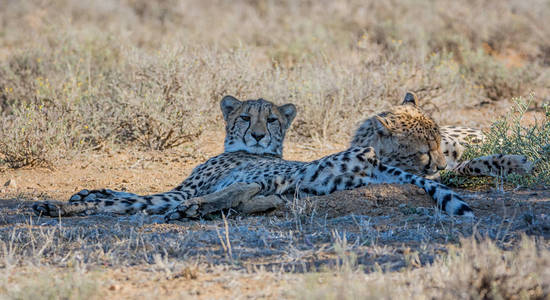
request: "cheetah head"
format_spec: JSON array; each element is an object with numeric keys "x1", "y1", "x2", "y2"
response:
[
  {"x1": 220, "y1": 95, "x2": 296, "y2": 157},
  {"x1": 351, "y1": 92, "x2": 447, "y2": 176}
]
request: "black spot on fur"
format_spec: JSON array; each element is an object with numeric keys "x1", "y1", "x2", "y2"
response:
[
  {"x1": 455, "y1": 203, "x2": 472, "y2": 215},
  {"x1": 340, "y1": 164, "x2": 348, "y2": 173},
  {"x1": 441, "y1": 194, "x2": 452, "y2": 211},
  {"x1": 310, "y1": 168, "x2": 321, "y2": 182},
  {"x1": 352, "y1": 166, "x2": 361, "y2": 173},
  {"x1": 104, "y1": 200, "x2": 114, "y2": 206},
  {"x1": 378, "y1": 164, "x2": 387, "y2": 172},
  {"x1": 428, "y1": 186, "x2": 436, "y2": 197}
]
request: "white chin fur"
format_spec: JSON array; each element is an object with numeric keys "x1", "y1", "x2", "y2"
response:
[{"x1": 225, "y1": 143, "x2": 279, "y2": 156}]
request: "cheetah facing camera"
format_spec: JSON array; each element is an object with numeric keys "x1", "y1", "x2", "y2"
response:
[
  {"x1": 351, "y1": 92, "x2": 533, "y2": 178},
  {"x1": 33, "y1": 95, "x2": 473, "y2": 220}
]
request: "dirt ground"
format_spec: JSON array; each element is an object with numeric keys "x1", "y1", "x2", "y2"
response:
[{"x1": 0, "y1": 129, "x2": 549, "y2": 299}]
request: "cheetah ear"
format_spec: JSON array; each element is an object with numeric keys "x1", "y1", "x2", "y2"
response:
[
  {"x1": 374, "y1": 115, "x2": 393, "y2": 136},
  {"x1": 220, "y1": 95, "x2": 242, "y2": 120},
  {"x1": 402, "y1": 92, "x2": 418, "y2": 106},
  {"x1": 278, "y1": 103, "x2": 297, "y2": 129}
]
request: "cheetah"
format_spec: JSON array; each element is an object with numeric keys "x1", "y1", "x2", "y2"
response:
[
  {"x1": 351, "y1": 92, "x2": 532, "y2": 179},
  {"x1": 33, "y1": 95, "x2": 473, "y2": 220}
]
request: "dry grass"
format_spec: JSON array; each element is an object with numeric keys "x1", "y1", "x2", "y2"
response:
[
  {"x1": 1, "y1": 0, "x2": 549, "y2": 167},
  {"x1": 1, "y1": 0, "x2": 549, "y2": 298},
  {"x1": 293, "y1": 236, "x2": 549, "y2": 299}
]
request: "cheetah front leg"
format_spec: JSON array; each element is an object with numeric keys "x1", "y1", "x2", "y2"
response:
[
  {"x1": 33, "y1": 188, "x2": 196, "y2": 217},
  {"x1": 33, "y1": 188, "x2": 142, "y2": 217},
  {"x1": 440, "y1": 126, "x2": 533, "y2": 177},
  {"x1": 452, "y1": 154, "x2": 533, "y2": 177},
  {"x1": 163, "y1": 182, "x2": 284, "y2": 221},
  {"x1": 164, "y1": 182, "x2": 261, "y2": 220}
]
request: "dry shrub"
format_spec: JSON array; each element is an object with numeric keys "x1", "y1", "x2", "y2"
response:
[
  {"x1": 438, "y1": 237, "x2": 549, "y2": 299},
  {"x1": 1, "y1": 0, "x2": 550, "y2": 167},
  {"x1": 460, "y1": 50, "x2": 536, "y2": 101},
  {"x1": 294, "y1": 236, "x2": 549, "y2": 299}
]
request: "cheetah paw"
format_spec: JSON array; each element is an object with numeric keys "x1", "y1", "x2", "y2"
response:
[
  {"x1": 32, "y1": 201, "x2": 64, "y2": 217},
  {"x1": 164, "y1": 204, "x2": 201, "y2": 221}
]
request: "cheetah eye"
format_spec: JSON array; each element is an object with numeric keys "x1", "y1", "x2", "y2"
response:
[
  {"x1": 267, "y1": 117, "x2": 278, "y2": 123},
  {"x1": 240, "y1": 115, "x2": 251, "y2": 122}
]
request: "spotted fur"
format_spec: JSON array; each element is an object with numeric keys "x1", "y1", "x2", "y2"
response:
[
  {"x1": 351, "y1": 92, "x2": 533, "y2": 178},
  {"x1": 351, "y1": 92, "x2": 447, "y2": 177},
  {"x1": 33, "y1": 95, "x2": 473, "y2": 219}
]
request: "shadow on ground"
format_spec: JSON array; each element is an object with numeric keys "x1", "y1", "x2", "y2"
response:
[{"x1": 1, "y1": 184, "x2": 548, "y2": 273}]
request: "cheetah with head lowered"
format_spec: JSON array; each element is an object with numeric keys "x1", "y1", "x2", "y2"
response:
[
  {"x1": 33, "y1": 95, "x2": 473, "y2": 220},
  {"x1": 351, "y1": 92, "x2": 533, "y2": 178}
]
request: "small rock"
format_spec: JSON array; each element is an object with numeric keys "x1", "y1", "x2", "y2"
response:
[
  {"x1": 108, "y1": 285, "x2": 119, "y2": 291},
  {"x1": 3, "y1": 179, "x2": 16, "y2": 189}
]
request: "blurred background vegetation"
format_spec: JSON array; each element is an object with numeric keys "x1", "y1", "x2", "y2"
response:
[{"x1": 1, "y1": 0, "x2": 549, "y2": 168}]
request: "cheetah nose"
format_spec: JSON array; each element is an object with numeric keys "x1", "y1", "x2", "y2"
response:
[
  {"x1": 437, "y1": 163, "x2": 447, "y2": 171},
  {"x1": 251, "y1": 132, "x2": 265, "y2": 142}
]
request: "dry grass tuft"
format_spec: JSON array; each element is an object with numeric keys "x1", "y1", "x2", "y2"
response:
[{"x1": 293, "y1": 236, "x2": 550, "y2": 299}]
